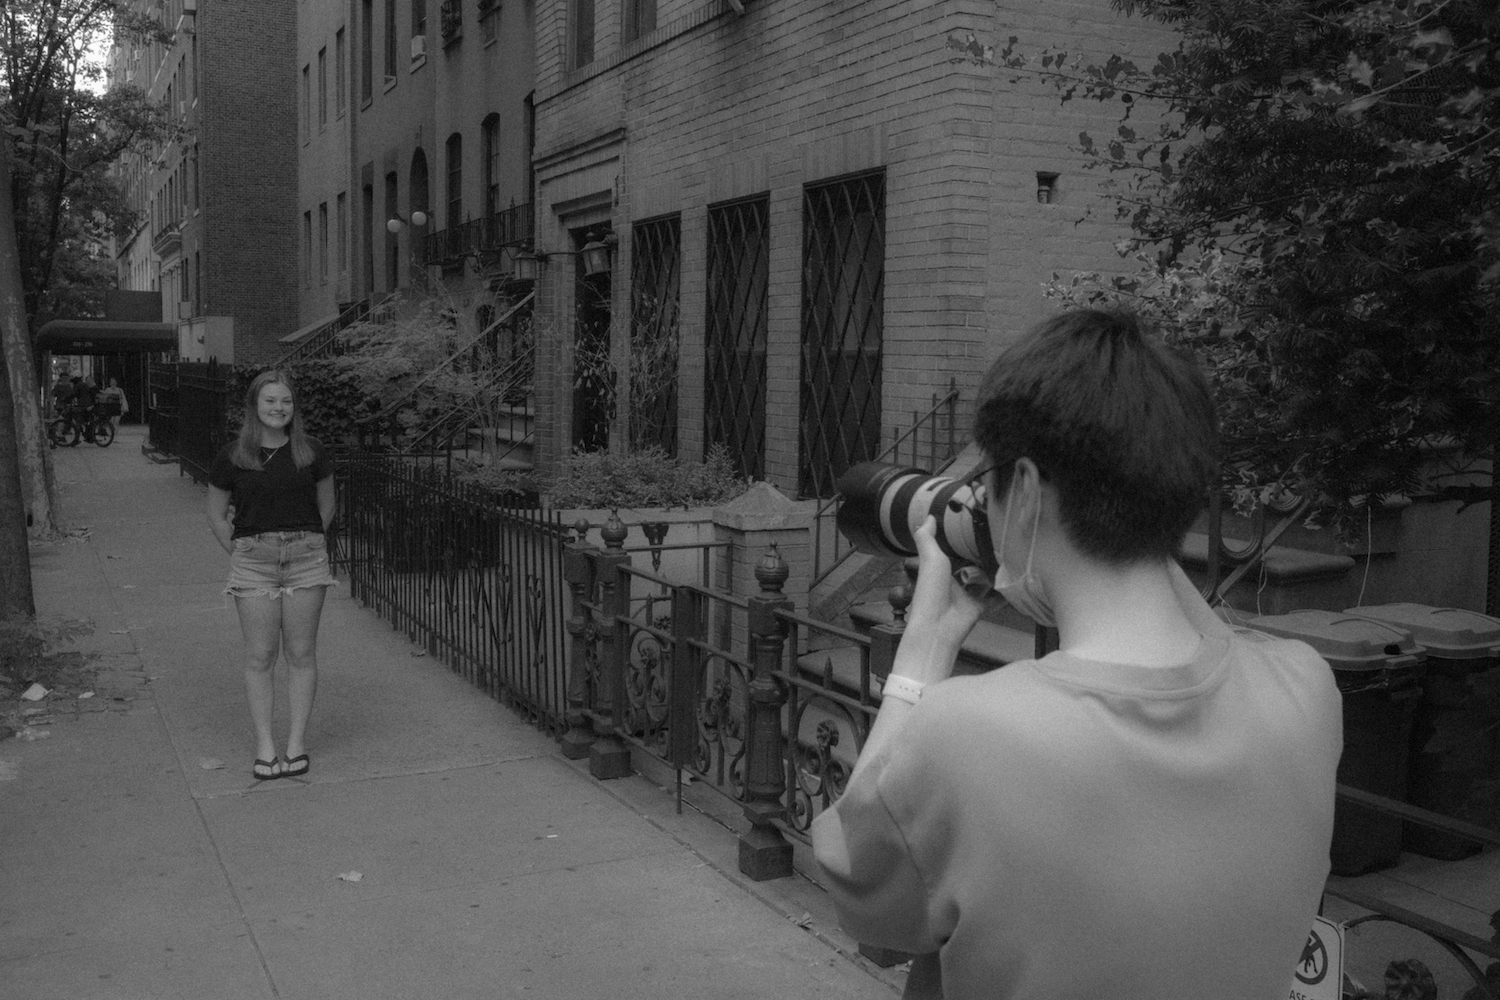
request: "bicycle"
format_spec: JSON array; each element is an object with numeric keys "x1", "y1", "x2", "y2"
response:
[{"x1": 48, "y1": 405, "x2": 114, "y2": 448}]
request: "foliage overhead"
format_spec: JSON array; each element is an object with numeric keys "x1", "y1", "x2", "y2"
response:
[
  {"x1": 997, "y1": 0, "x2": 1500, "y2": 525},
  {"x1": 3, "y1": 0, "x2": 176, "y2": 319}
]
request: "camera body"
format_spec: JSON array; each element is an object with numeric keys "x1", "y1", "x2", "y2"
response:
[{"x1": 835, "y1": 461, "x2": 998, "y2": 577}]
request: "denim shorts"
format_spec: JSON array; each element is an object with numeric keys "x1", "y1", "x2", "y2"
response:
[{"x1": 226, "y1": 530, "x2": 336, "y2": 599}]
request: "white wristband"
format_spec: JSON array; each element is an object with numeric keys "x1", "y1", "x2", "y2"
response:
[{"x1": 880, "y1": 674, "x2": 925, "y2": 706}]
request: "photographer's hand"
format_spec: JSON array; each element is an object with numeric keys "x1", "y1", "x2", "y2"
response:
[{"x1": 892, "y1": 516, "x2": 988, "y2": 685}]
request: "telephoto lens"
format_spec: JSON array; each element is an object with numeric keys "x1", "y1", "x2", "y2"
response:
[{"x1": 835, "y1": 461, "x2": 997, "y2": 577}]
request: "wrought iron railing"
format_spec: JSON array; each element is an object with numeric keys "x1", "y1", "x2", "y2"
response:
[
  {"x1": 420, "y1": 202, "x2": 534, "y2": 267},
  {"x1": 172, "y1": 359, "x2": 232, "y2": 483},
  {"x1": 337, "y1": 455, "x2": 570, "y2": 729},
  {"x1": 270, "y1": 297, "x2": 373, "y2": 369},
  {"x1": 810, "y1": 378, "x2": 961, "y2": 589},
  {"x1": 356, "y1": 292, "x2": 535, "y2": 470},
  {"x1": 146, "y1": 360, "x2": 182, "y2": 459}
]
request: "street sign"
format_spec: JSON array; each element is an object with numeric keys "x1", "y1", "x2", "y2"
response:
[{"x1": 1291, "y1": 915, "x2": 1345, "y2": 1000}]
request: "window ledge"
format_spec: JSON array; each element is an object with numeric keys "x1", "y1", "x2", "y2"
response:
[
  {"x1": 383, "y1": 75, "x2": 398, "y2": 93},
  {"x1": 410, "y1": 54, "x2": 427, "y2": 71}
]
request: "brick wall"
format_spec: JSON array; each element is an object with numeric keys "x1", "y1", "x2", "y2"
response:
[
  {"x1": 198, "y1": 0, "x2": 300, "y2": 367},
  {"x1": 531, "y1": 0, "x2": 1174, "y2": 491}
]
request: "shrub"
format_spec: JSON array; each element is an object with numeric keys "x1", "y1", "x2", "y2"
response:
[{"x1": 459, "y1": 445, "x2": 750, "y2": 510}]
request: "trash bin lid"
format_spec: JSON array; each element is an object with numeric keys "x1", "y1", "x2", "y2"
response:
[
  {"x1": 1245, "y1": 609, "x2": 1427, "y2": 671},
  {"x1": 1342, "y1": 603, "x2": 1500, "y2": 660}
]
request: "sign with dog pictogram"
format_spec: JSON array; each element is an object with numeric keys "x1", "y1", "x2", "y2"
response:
[{"x1": 1290, "y1": 915, "x2": 1344, "y2": 1000}]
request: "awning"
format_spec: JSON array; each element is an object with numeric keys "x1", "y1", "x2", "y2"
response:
[{"x1": 34, "y1": 320, "x2": 178, "y2": 354}]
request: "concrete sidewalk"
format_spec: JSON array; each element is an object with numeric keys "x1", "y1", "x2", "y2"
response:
[{"x1": 1, "y1": 426, "x2": 902, "y2": 1000}]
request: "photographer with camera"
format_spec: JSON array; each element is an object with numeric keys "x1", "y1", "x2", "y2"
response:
[{"x1": 811, "y1": 310, "x2": 1342, "y2": 1000}]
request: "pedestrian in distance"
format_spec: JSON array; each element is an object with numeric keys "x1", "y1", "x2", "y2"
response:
[
  {"x1": 206, "y1": 370, "x2": 337, "y2": 781},
  {"x1": 811, "y1": 309, "x2": 1343, "y2": 1000},
  {"x1": 99, "y1": 377, "x2": 129, "y2": 429}
]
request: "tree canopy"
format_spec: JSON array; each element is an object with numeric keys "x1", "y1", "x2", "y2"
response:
[{"x1": 1000, "y1": 0, "x2": 1500, "y2": 527}]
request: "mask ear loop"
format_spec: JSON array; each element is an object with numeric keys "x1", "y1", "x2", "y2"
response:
[
  {"x1": 996, "y1": 471, "x2": 1019, "y2": 560},
  {"x1": 1023, "y1": 487, "x2": 1042, "y2": 578}
]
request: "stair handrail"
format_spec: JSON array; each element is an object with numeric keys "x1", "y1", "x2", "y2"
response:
[
  {"x1": 811, "y1": 378, "x2": 961, "y2": 589},
  {"x1": 269, "y1": 295, "x2": 385, "y2": 370},
  {"x1": 357, "y1": 291, "x2": 535, "y2": 427},
  {"x1": 1199, "y1": 489, "x2": 1315, "y2": 606},
  {"x1": 403, "y1": 342, "x2": 535, "y2": 454}
]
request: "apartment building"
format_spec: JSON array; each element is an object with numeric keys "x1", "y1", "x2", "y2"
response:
[
  {"x1": 111, "y1": 0, "x2": 299, "y2": 367},
  {"x1": 528, "y1": 0, "x2": 1172, "y2": 491}
]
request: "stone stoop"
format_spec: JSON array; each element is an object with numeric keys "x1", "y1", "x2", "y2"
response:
[{"x1": 1178, "y1": 531, "x2": 1359, "y2": 617}]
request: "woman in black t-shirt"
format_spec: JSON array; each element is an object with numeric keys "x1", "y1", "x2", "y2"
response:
[{"x1": 207, "y1": 370, "x2": 336, "y2": 781}]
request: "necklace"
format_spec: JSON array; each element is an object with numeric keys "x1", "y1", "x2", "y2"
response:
[{"x1": 260, "y1": 441, "x2": 286, "y2": 464}]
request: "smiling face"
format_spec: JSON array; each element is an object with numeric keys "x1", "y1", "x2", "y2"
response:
[{"x1": 256, "y1": 382, "x2": 294, "y2": 436}]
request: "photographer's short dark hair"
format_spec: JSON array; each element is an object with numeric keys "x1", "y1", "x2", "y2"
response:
[{"x1": 974, "y1": 309, "x2": 1221, "y2": 563}]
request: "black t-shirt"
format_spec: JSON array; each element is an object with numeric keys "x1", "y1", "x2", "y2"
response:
[{"x1": 208, "y1": 438, "x2": 335, "y2": 539}]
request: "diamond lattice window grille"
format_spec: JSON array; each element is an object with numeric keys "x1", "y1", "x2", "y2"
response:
[
  {"x1": 800, "y1": 171, "x2": 885, "y2": 499},
  {"x1": 630, "y1": 216, "x2": 681, "y2": 456},
  {"x1": 705, "y1": 196, "x2": 770, "y2": 482}
]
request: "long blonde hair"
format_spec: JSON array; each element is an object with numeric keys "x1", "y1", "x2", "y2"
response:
[{"x1": 231, "y1": 370, "x2": 317, "y2": 470}]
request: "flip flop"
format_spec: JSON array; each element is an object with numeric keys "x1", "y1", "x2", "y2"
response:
[
  {"x1": 283, "y1": 753, "x2": 310, "y2": 778},
  {"x1": 252, "y1": 756, "x2": 281, "y2": 781}
]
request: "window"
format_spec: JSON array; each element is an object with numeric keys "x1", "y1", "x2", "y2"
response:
[
  {"x1": 301, "y1": 64, "x2": 310, "y2": 142},
  {"x1": 630, "y1": 215, "x2": 680, "y2": 454},
  {"x1": 191, "y1": 145, "x2": 200, "y2": 210},
  {"x1": 360, "y1": 0, "x2": 372, "y2": 101},
  {"x1": 303, "y1": 210, "x2": 313, "y2": 286},
  {"x1": 481, "y1": 1, "x2": 498, "y2": 43},
  {"x1": 385, "y1": 171, "x2": 399, "y2": 289},
  {"x1": 384, "y1": 0, "x2": 397, "y2": 80},
  {"x1": 412, "y1": 0, "x2": 426, "y2": 37},
  {"x1": 319, "y1": 202, "x2": 330, "y2": 283},
  {"x1": 181, "y1": 259, "x2": 190, "y2": 302},
  {"x1": 336, "y1": 191, "x2": 348, "y2": 273},
  {"x1": 194, "y1": 251, "x2": 202, "y2": 312},
  {"x1": 317, "y1": 47, "x2": 327, "y2": 128},
  {"x1": 445, "y1": 133, "x2": 462, "y2": 231},
  {"x1": 623, "y1": 0, "x2": 655, "y2": 43},
  {"x1": 335, "y1": 28, "x2": 347, "y2": 112},
  {"x1": 481, "y1": 115, "x2": 500, "y2": 218},
  {"x1": 570, "y1": 0, "x2": 594, "y2": 68},
  {"x1": 362, "y1": 184, "x2": 374, "y2": 291},
  {"x1": 799, "y1": 171, "x2": 886, "y2": 498}
]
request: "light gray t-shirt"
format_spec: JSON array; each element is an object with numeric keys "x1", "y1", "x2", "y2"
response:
[{"x1": 812, "y1": 579, "x2": 1342, "y2": 1000}]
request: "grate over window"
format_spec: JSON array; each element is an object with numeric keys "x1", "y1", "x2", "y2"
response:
[
  {"x1": 705, "y1": 196, "x2": 769, "y2": 482},
  {"x1": 800, "y1": 171, "x2": 884, "y2": 498},
  {"x1": 630, "y1": 216, "x2": 681, "y2": 456}
]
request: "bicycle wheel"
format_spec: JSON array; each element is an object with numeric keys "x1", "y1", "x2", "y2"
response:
[
  {"x1": 48, "y1": 417, "x2": 78, "y2": 447},
  {"x1": 92, "y1": 418, "x2": 115, "y2": 447}
]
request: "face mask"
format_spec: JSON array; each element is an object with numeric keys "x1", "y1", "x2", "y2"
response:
[{"x1": 992, "y1": 471, "x2": 1056, "y2": 628}]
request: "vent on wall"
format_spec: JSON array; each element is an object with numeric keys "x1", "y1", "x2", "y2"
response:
[{"x1": 411, "y1": 34, "x2": 426, "y2": 59}]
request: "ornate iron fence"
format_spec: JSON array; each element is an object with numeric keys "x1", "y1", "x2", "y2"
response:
[
  {"x1": 800, "y1": 171, "x2": 885, "y2": 498},
  {"x1": 338, "y1": 455, "x2": 571, "y2": 729},
  {"x1": 148, "y1": 359, "x2": 231, "y2": 483},
  {"x1": 146, "y1": 361, "x2": 181, "y2": 459},
  {"x1": 706, "y1": 196, "x2": 769, "y2": 481}
]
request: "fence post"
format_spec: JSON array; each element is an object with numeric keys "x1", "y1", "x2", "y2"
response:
[
  {"x1": 589, "y1": 511, "x2": 633, "y2": 780},
  {"x1": 739, "y1": 543, "x2": 795, "y2": 881},
  {"x1": 561, "y1": 519, "x2": 598, "y2": 760}
]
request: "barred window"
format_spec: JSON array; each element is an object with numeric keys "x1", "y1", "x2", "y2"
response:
[
  {"x1": 800, "y1": 171, "x2": 885, "y2": 498},
  {"x1": 630, "y1": 216, "x2": 681, "y2": 455},
  {"x1": 705, "y1": 196, "x2": 769, "y2": 481}
]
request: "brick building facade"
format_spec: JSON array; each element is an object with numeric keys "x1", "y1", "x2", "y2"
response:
[
  {"x1": 529, "y1": 0, "x2": 1171, "y2": 491},
  {"x1": 112, "y1": 0, "x2": 300, "y2": 367}
]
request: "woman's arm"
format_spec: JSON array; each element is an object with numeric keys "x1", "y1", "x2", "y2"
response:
[
  {"x1": 206, "y1": 485, "x2": 235, "y2": 553},
  {"x1": 316, "y1": 474, "x2": 336, "y2": 532}
]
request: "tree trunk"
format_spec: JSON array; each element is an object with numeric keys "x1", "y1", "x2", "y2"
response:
[
  {"x1": 0, "y1": 134, "x2": 57, "y2": 537},
  {"x1": 0, "y1": 262, "x2": 37, "y2": 636}
]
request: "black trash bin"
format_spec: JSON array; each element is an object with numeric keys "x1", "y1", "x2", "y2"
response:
[
  {"x1": 1345, "y1": 603, "x2": 1500, "y2": 859},
  {"x1": 1246, "y1": 609, "x2": 1426, "y2": 876}
]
